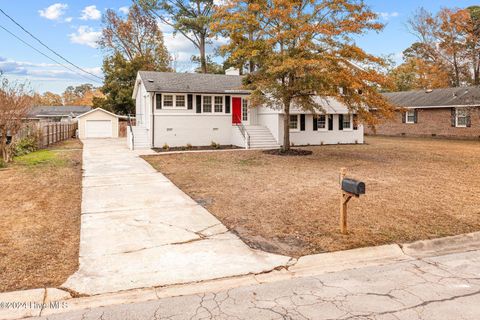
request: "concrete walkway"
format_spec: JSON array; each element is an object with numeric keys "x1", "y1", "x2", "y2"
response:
[{"x1": 63, "y1": 139, "x2": 290, "y2": 295}]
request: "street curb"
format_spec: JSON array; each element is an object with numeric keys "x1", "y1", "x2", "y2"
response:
[
  {"x1": 1, "y1": 231, "x2": 479, "y2": 319},
  {"x1": 289, "y1": 244, "x2": 410, "y2": 278},
  {"x1": 0, "y1": 288, "x2": 71, "y2": 320},
  {"x1": 401, "y1": 231, "x2": 480, "y2": 258}
]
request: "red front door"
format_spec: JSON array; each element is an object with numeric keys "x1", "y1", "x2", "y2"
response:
[{"x1": 232, "y1": 97, "x2": 242, "y2": 124}]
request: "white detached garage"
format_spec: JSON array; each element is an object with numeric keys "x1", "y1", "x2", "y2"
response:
[{"x1": 77, "y1": 108, "x2": 119, "y2": 139}]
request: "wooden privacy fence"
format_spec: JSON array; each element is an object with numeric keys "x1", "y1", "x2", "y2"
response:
[
  {"x1": 39, "y1": 122, "x2": 78, "y2": 147},
  {"x1": 18, "y1": 121, "x2": 78, "y2": 148}
]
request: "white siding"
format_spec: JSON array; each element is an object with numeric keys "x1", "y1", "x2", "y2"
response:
[
  {"x1": 277, "y1": 114, "x2": 364, "y2": 145},
  {"x1": 78, "y1": 109, "x2": 119, "y2": 139},
  {"x1": 153, "y1": 114, "x2": 232, "y2": 148},
  {"x1": 256, "y1": 107, "x2": 282, "y2": 142},
  {"x1": 231, "y1": 126, "x2": 247, "y2": 148}
]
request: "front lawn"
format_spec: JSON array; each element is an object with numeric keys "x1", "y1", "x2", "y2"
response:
[
  {"x1": 0, "y1": 139, "x2": 82, "y2": 292},
  {"x1": 143, "y1": 136, "x2": 480, "y2": 257}
]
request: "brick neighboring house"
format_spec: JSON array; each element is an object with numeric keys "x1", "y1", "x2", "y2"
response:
[{"x1": 365, "y1": 86, "x2": 480, "y2": 139}]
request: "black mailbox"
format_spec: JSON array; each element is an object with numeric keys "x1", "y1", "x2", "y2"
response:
[{"x1": 342, "y1": 178, "x2": 365, "y2": 196}]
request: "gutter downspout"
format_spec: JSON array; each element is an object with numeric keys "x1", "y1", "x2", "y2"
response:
[{"x1": 151, "y1": 92, "x2": 155, "y2": 148}]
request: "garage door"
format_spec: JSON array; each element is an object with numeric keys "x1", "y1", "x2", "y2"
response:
[{"x1": 85, "y1": 120, "x2": 112, "y2": 138}]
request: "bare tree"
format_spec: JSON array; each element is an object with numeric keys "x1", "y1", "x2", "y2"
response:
[{"x1": 0, "y1": 76, "x2": 32, "y2": 163}]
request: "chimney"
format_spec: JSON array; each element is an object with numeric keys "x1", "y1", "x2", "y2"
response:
[{"x1": 225, "y1": 67, "x2": 240, "y2": 76}]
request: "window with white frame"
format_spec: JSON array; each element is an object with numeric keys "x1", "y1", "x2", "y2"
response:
[
  {"x1": 214, "y1": 96, "x2": 223, "y2": 113},
  {"x1": 343, "y1": 114, "x2": 352, "y2": 129},
  {"x1": 289, "y1": 115, "x2": 299, "y2": 130},
  {"x1": 203, "y1": 96, "x2": 212, "y2": 113},
  {"x1": 317, "y1": 115, "x2": 327, "y2": 129},
  {"x1": 405, "y1": 110, "x2": 415, "y2": 123},
  {"x1": 242, "y1": 99, "x2": 248, "y2": 121},
  {"x1": 175, "y1": 95, "x2": 185, "y2": 108},
  {"x1": 456, "y1": 108, "x2": 468, "y2": 127},
  {"x1": 159, "y1": 94, "x2": 187, "y2": 109},
  {"x1": 163, "y1": 95, "x2": 173, "y2": 108}
]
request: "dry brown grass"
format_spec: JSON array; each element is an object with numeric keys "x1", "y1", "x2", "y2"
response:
[
  {"x1": 144, "y1": 136, "x2": 480, "y2": 257},
  {"x1": 0, "y1": 139, "x2": 82, "y2": 292}
]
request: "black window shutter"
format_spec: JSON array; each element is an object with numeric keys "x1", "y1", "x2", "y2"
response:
[
  {"x1": 187, "y1": 94, "x2": 193, "y2": 110},
  {"x1": 467, "y1": 109, "x2": 471, "y2": 127},
  {"x1": 196, "y1": 95, "x2": 202, "y2": 113},
  {"x1": 225, "y1": 96, "x2": 231, "y2": 114},
  {"x1": 402, "y1": 111, "x2": 406, "y2": 123},
  {"x1": 313, "y1": 116, "x2": 318, "y2": 131},
  {"x1": 451, "y1": 108, "x2": 456, "y2": 127},
  {"x1": 339, "y1": 114, "x2": 344, "y2": 130},
  {"x1": 414, "y1": 109, "x2": 418, "y2": 123},
  {"x1": 328, "y1": 115, "x2": 333, "y2": 131},
  {"x1": 300, "y1": 114, "x2": 305, "y2": 131},
  {"x1": 156, "y1": 94, "x2": 162, "y2": 110},
  {"x1": 353, "y1": 114, "x2": 358, "y2": 130}
]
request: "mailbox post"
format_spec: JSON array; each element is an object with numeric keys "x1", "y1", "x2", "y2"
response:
[{"x1": 339, "y1": 167, "x2": 365, "y2": 234}]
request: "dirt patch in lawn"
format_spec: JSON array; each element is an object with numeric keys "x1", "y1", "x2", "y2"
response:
[
  {"x1": 143, "y1": 136, "x2": 480, "y2": 257},
  {"x1": 0, "y1": 139, "x2": 82, "y2": 292}
]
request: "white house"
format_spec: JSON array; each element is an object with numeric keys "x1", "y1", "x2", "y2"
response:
[{"x1": 130, "y1": 70, "x2": 364, "y2": 150}]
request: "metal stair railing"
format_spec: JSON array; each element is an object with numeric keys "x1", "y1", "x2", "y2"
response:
[
  {"x1": 127, "y1": 114, "x2": 135, "y2": 151},
  {"x1": 233, "y1": 115, "x2": 250, "y2": 149}
]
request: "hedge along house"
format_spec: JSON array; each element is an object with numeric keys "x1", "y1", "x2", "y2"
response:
[
  {"x1": 130, "y1": 70, "x2": 364, "y2": 150},
  {"x1": 366, "y1": 87, "x2": 480, "y2": 139}
]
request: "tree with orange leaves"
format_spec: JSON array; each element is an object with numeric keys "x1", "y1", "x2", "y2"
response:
[
  {"x1": 214, "y1": 0, "x2": 395, "y2": 151},
  {"x1": 407, "y1": 7, "x2": 480, "y2": 87}
]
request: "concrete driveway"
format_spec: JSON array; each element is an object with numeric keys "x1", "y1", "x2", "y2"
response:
[{"x1": 63, "y1": 139, "x2": 290, "y2": 295}]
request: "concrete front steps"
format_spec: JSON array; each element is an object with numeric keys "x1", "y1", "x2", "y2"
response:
[
  {"x1": 131, "y1": 126, "x2": 150, "y2": 149},
  {"x1": 245, "y1": 125, "x2": 280, "y2": 149}
]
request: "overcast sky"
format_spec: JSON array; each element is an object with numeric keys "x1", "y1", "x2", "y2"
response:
[{"x1": 0, "y1": 0, "x2": 478, "y2": 94}]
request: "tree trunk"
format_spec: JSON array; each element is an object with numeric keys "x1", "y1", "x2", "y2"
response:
[
  {"x1": 249, "y1": 60, "x2": 255, "y2": 73},
  {"x1": 453, "y1": 52, "x2": 460, "y2": 87},
  {"x1": 200, "y1": 36, "x2": 207, "y2": 74},
  {"x1": 0, "y1": 128, "x2": 8, "y2": 162},
  {"x1": 282, "y1": 97, "x2": 291, "y2": 151},
  {"x1": 474, "y1": 52, "x2": 480, "y2": 85},
  {"x1": 248, "y1": 31, "x2": 255, "y2": 73}
]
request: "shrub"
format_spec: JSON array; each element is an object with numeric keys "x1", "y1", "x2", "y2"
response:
[
  {"x1": 162, "y1": 143, "x2": 170, "y2": 151},
  {"x1": 0, "y1": 159, "x2": 6, "y2": 169},
  {"x1": 14, "y1": 136, "x2": 38, "y2": 157},
  {"x1": 186, "y1": 143, "x2": 193, "y2": 150},
  {"x1": 210, "y1": 141, "x2": 220, "y2": 149}
]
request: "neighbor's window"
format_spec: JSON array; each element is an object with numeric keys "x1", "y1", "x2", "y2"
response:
[
  {"x1": 456, "y1": 108, "x2": 468, "y2": 127},
  {"x1": 343, "y1": 114, "x2": 352, "y2": 129},
  {"x1": 317, "y1": 115, "x2": 326, "y2": 129},
  {"x1": 203, "y1": 96, "x2": 212, "y2": 113},
  {"x1": 163, "y1": 95, "x2": 173, "y2": 107},
  {"x1": 214, "y1": 96, "x2": 223, "y2": 113},
  {"x1": 175, "y1": 95, "x2": 186, "y2": 108},
  {"x1": 406, "y1": 110, "x2": 415, "y2": 123},
  {"x1": 289, "y1": 115, "x2": 299, "y2": 130},
  {"x1": 242, "y1": 99, "x2": 248, "y2": 121}
]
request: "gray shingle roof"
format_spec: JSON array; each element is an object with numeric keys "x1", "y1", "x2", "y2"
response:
[
  {"x1": 382, "y1": 86, "x2": 480, "y2": 108},
  {"x1": 138, "y1": 71, "x2": 248, "y2": 94},
  {"x1": 28, "y1": 105, "x2": 92, "y2": 118}
]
